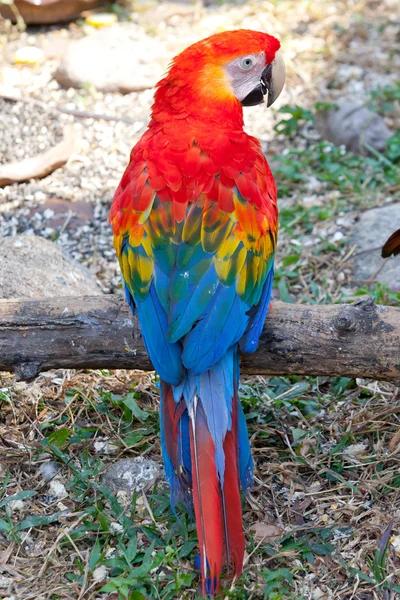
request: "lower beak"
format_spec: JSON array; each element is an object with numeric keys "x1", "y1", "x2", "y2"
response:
[{"x1": 241, "y1": 50, "x2": 286, "y2": 108}]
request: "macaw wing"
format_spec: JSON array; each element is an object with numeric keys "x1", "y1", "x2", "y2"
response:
[{"x1": 111, "y1": 140, "x2": 277, "y2": 383}]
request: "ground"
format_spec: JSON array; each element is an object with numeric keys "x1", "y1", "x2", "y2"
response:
[{"x1": 0, "y1": 0, "x2": 399, "y2": 599}]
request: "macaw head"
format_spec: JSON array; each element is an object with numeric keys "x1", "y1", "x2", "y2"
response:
[{"x1": 153, "y1": 29, "x2": 285, "y2": 118}]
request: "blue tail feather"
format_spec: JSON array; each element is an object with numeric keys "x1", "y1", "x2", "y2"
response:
[{"x1": 159, "y1": 344, "x2": 253, "y2": 505}]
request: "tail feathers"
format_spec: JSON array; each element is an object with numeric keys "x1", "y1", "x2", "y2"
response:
[
  {"x1": 237, "y1": 399, "x2": 254, "y2": 492},
  {"x1": 189, "y1": 398, "x2": 224, "y2": 595},
  {"x1": 222, "y1": 398, "x2": 245, "y2": 573},
  {"x1": 160, "y1": 381, "x2": 191, "y2": 506},
  {"x1": 159, "y1": 348, "x2": 253, "y2": 595}
]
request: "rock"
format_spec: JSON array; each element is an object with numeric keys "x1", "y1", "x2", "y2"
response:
[
  {"x1": 13, "y1": 47, "x2": 44, "y2": 66},
  {"x1": 0, "y1": 576, "x2": 13, "y2": 589},
  {"x1": 93, "y1": 436, "x2": 119, "y2": 455},
  {"x1": 8, "y1": 499, "x2": 25, "y2": 513},
  {"x1": 92, "y1": 565, "x2": 107, "y2": 583},
  {"x1": 0, "y1": 0, "x2": 106, "y2": 25},
  {"x1": 249, "y1": 523, "x2": 283, "y2": 541},
  {"x1": 29, "y1": 198, "x2": 94, "y2": 232},
  {"x1": 48, "y1": 479, "x2": 68, "y2": 498},
  {"x1": 315, "y1": 99, "x2": 392, "y2": 154},
  {"x1": 102, "y1": 457, "x2": 160, "y2": 494},
  {"x1": 0, "y1": 235, "x2": 102, "y2": 299},
  {"x1": 312, "y1": 588, "x2": 326, "y2": 600},
  {"x1": 55, "y1": 25, "x2": 167, "y2": 93},
  {"x1": 350, "y1": 204, "x2": 400, "y2": 289}
]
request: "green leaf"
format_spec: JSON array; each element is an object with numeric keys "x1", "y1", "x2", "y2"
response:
[
  {"x1": 386, "y1": 130, "x2": 400, "y2": 161},
  {"x1": 348, "y1": 567, "x2": 375, "y2": 584},
  {"x1": 129, "y1": 592, "x2": 147, "y2": 600},
  {"x1": 282, "y1": 254, "x2": 300, "y2": 267},
  {"x1": 96, "y1": 485, "x2": 124, "y2": 521},
  {"x1": 89, "y1": 538, "x2": 102, "y2": 572},
  {"x1": 128, "y1": 553, "x2": 163, "y2": 579},
  {"x1": 97, "y1": 511, "x2": 110, "y2": 532},
  {"x1": 0, "y1": 490, "x2": 36, "y2": 509},
  {"x1": 314, "y1": 101, "x2": 338, "y2": 112},
  {"x1": 309, "y1": 542, "x2": 334, "y2": 556},
  {"x1": 0, "y1": 518, "x2": 12, "y2": 533},
  {"x1": 122, "y1": 393, "x2": 149, "y2": 422},
  {"x1": 291, "y1": 428, "x2": 308, "y2": 444},
  {"x1": 100, "y1": 583, "x2": 117, "y2": 593},
  {"x1": 122, "y1": 431, "x2": 146, "y2": 447},
  {"x1": 127, "y1": 532, "x2": 138, "y2": 562},
  {"x1": 277, "y1": 278, "x2": 294, "y2": 303},
  {"x1": 46, "y1": 443, "x2": 80, "y2": 475},
  {"x1": 103, "y1": 557, "x2": 129, "y2": 570},
  {"x1": 15, "y1": 512, "x2": 60, "y2": 531},
  {"x1": 141, "y1": 525, "x2": 164, "y2": 546},
  {"x1": 330, "y1": 433, "x2": 351, "y2": 455},
  {"x1": 178, "y1": 540, "x2": 197, "y2": 558},
  {"x1": 47, "y1": 428, "x2": 71, "y2": 448}
]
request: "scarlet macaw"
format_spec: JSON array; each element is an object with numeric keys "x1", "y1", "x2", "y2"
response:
[{"x1": 110, "y1": 30, "x2": 285, "y2": 595}]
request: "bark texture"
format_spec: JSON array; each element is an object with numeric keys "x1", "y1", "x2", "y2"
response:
[{"x1": 0, "y1": 295, "x2": 399, "y2": 382}]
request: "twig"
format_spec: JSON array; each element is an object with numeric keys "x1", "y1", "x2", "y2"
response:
[
  {"x1": 4, "y1": 1, "x2": 26, "y2": 31},
  {"x1": 0, "y1": 91, "x2": 145, "y2": 127},
  {"x1": 77, "y1": 548, "x2": 91, "y2": 600},
  {"x1": 351, "y1": 259, "x2": 387, "y2": 285},
  {"x1": 38, "y1": 512, "x2": 87, "y2": 577}
]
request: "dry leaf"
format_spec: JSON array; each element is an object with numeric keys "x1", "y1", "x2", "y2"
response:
[
  {"x1": 0, "y1": 124, "x2": 79, "y2": 187},
  {"x1": 388, "y1": 428, "x2": 400, "y2": 453},
  {"x1": 250, "y1": 522, "x2": 283, "y2": 542},
  {"x1": 382, "y1": 228, "x2": 400, "y2": 258}
]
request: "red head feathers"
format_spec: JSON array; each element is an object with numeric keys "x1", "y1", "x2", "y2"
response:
[{"x1": 152, "y1": 29, "x2": 285, "y2": 126}]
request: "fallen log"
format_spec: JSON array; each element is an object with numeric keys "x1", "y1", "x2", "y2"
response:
[{"x1": 0, "y1": 296, "x2": 399, "y2": 382}]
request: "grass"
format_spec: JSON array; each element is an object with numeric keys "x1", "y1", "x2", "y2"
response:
[
  {"x1": 1, "y1": 371, "x2": 400, "y2": 599},
  {"x1": 268, "y1": 92, "x2": 400, "y2": 309}
]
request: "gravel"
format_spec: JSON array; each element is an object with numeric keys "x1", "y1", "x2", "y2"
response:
[
  {"x1": 0, "y1": 0, "x2": 398, "y2": 296},
  {"x1": 0, "y1": 98, "x2": 64, "y2": 163}
]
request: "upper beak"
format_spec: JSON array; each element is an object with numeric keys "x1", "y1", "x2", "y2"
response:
[
  {"x1": 261, "y1": 50, "x2": 286, "y2": 107},
  {"x1": 241, "y1": 50, "x2": 286, "y2": 108}
]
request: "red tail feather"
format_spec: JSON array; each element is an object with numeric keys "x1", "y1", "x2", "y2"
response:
[
  {"x1": 222, "y1": 395, "x2": 245, "y2": 574},
  {"x1": 189, "y1": 398, "x2": 224, "y2": 595},
  {"x1": 189, "y1": 394, "x2": 244, "y2": 595},
  {"x1": 161, "y1": 381, "x2": 186, "y2": 463}
]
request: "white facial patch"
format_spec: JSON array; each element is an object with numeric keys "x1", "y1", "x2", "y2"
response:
[{"x1": 224, "y1": 51, "x2": 266, "y2": 102}]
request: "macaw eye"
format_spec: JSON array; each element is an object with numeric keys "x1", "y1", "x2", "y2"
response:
[{"x1": 239, "y1": 55, "x2": 256, "y2": 71}]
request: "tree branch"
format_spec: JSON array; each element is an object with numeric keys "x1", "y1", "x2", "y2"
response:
[{"x1": 0, "y1": 296, "x2": 399, "y2": 382}]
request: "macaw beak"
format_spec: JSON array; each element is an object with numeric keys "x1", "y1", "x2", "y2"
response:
[{"x1": 241, "y1": 50, "x2": 286, "y2": 107}]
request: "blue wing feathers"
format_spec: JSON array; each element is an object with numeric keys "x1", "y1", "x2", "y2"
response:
[
  {"x1": 135, "y1": 284, "x2": 183, "y2": 384},
  {"x1": 167, "y1": 261, "x2": 216, "y2": 343},
  {"x1": 239, "y1": 264, "x2": 274, "y2": 354}
]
